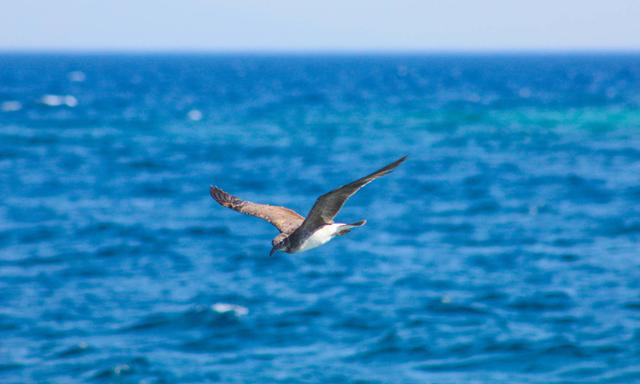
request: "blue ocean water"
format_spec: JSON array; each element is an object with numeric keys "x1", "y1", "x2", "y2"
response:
[{"x1": 1, "y1": 54, "x2": 640, "y2": 383}]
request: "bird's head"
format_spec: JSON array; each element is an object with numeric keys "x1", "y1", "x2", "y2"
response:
[{"x1": 270, "y1": 234, "x2": 289, "y2": 256}]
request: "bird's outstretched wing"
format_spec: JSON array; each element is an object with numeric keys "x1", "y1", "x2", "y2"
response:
[
  {"x1": 210, "y1": 186, "x2": 304, "y2": 234},
  {"x1": 295, "y1": 155, "x2": 407, "y2": 233}
]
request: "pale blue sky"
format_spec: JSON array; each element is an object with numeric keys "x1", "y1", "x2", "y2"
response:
[{"x1": 2, "y1": 0, "x2": 639, "y2": 51}]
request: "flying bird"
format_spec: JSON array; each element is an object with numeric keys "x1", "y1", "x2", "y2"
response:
[{"x1": 210, "y1": 156, "x2": 407, "y2": 256}]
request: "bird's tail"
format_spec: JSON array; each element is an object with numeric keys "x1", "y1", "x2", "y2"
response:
[{"x1": 337, "y1": 220, "x2": 366, "y2": 235}]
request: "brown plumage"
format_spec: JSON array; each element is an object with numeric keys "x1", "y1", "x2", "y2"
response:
[
  {"x1": 209, "y1": 187, "x2": 304, "y2": 234},
  {"x1": 294, "y1": 155, "x2": 407, "y2": 235},
  {"x1": 210, "y1": 155, "x2": 407, "y2": 255}
]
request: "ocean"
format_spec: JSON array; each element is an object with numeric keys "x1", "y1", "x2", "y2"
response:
[{"x1": 1, "y1": 53, "x2": 639, "y2": 383}]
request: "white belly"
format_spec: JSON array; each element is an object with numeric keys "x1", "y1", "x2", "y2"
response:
[{"x1": 296, "y1": 224, "x2": 344, "y2": 253}]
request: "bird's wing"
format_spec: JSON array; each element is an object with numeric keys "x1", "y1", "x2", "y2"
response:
[
  {"x1": 296, "y1": 156, "x2": 407, "y2": 233},
  {"x1": 210, "y1": 186, "x2": 304, "y2": 234}
]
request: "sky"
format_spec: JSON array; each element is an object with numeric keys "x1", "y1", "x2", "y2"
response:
[{"x1": 1, "y1": 0, "x2": 639, "y2": 52}]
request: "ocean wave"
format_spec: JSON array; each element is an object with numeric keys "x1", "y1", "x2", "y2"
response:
[{"x1": 1, "y1": 54, "x2": 639, "y2": 383}]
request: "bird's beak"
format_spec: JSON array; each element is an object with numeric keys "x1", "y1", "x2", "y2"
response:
[{"x1": 269, "y1": 246, "x2": 278, "y2": 257}]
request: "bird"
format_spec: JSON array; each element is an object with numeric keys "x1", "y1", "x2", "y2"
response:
[{"x1": 210, "y1": 156, "x2": 407, "y2": 256}]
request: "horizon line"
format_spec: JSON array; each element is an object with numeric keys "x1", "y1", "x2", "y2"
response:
[{"x1": 1, "y1": 48, "x2": 640, "y2": 56}]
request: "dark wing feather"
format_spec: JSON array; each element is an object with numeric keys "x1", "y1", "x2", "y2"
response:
[
  {"x1": 296, "y1": 155, "x2": 407, "y2": 232},
  {"x1": 210, "y1": 186, "x2": 304, "y2": 234}
]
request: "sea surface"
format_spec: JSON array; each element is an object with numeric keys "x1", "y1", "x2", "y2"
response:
[{"x1": 1, "y1": 54, "x2": 640, "y2": 383}]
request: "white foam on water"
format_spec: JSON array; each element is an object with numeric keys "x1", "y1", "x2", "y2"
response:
[
  {"x1": 187, "y1": 109, "x2": 203, "y2": 121},
  {"x1": 68, "y1": 71, "x2": 86, "y2": 82},
  {"x1": 41, "y1": 94, "x2": 78, "y2": 107},
  {"x1": 64, "y1": 95, "x2": 78, "y2": 107},
  {"x1": 1, "y1": 101, "x2": 22, "y2": 112},
  {"x1": 113, "y1": 364, "x2": 130, "y2": 376},
  {"x1": 41, "y1": 94, "x2": 64, "y2": 106},
  {"x1": 211, "y1": 303, "x2": 249, "y2": 316}
]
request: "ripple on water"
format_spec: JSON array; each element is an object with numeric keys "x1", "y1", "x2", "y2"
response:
[
  {"x1": 52, "y1": 342, "x2": 92, "y2": 359},
  {"x1": 122, "y1": 304, "x2": 249, "y2": 334},
  {"x1": 1, "y1": 54, "x2": 640, "y2": 383}
]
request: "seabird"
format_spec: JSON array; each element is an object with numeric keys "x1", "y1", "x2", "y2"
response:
[{"x1": 210, "y1": 156, "x2": 407, "y2": 256}]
